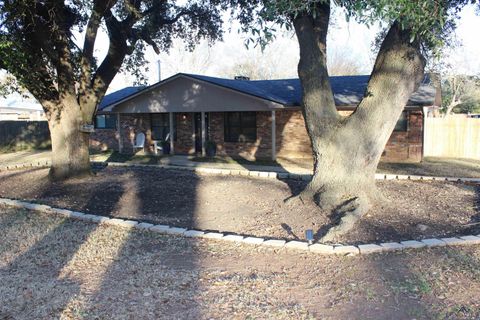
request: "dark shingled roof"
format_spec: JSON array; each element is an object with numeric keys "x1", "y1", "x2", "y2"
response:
[
  {"x1": 99, "y1": 86, "x2": 146, "y2": 110},
  {"x1": 186, "y1": 73, "x2": 436, "y2": 107},
  {"x1": 99, "y1": 73, "x2": 436, "y2": 110}
]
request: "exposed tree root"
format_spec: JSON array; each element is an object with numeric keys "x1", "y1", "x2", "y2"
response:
[
  {"x1": 49, "y1": 166, "x2": 93, "y2": 181},
  {"x1": 284, "y1": 177, "x2": 377, "y2": 242},
  {"x1": 319, "y1": 196, "x2": 371, "y2": 243},
  {"x1": 284, "y1": 194, "x2": 308, "y2": 206}
]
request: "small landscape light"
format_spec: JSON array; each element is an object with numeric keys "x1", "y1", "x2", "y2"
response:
[{"x1": 305, "y1": 229, "x2": 314, "y2": 244}]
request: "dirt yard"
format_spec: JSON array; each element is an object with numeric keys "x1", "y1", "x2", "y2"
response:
[
  {"x1": 0, "y1": 166, "x2": 478, "y2": 245},
  {"x1": 1, "y1": 206, "x2": 479, "y2": 319}
]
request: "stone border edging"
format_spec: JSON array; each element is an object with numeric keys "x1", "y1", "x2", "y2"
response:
[
  {"x1": 0, "y1": 160, "x2": 52, "y2": 172},
  {"x1": 99, "y1": 161, "x2": 480, "y2": 184},
  {"x1": 1, "y1": 160, "x2": 479, "y2": 184},
  {"x1": 1, "y1": 197, "x2": 480, "y2": 256}
]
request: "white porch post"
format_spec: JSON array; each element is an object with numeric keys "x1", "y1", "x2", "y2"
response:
[
  {"x1": 201, "y1": 111, "x2": 206, "y2": 156},
  {"x1": 169, "y1": 112, "x2": 175, "y2": 155},
  {"x1": 271, "y1": 110, "x2": 276, "y2": 161},
  {"x1": 422, "y1": 106, "x2": 428, "y2": 160},
  {"x1": 117, "y1": 113, "x2": 123, "y2": 153}
]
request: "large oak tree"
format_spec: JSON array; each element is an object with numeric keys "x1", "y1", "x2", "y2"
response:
[
  {"x1": 0, "y1": 0, "x2": 224, "y2": 180},
  {"x1": 229, "y1": 0, "x2": 471, "y2": 240}
]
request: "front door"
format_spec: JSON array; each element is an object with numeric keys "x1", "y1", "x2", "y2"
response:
[{"x1": 194, "y1": 113, "x2": 209, "y2": 154}]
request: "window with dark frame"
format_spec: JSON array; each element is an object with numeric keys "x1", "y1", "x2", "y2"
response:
[
  {"x1": 95, "y1": 114, "x2": 117, "y2": 129},
  {"x1": 224, "y1": 112, "x2": 257, "y2": 142},
  {"x1": 394, "y1": 111, "x2": 408, "y2": 132},
  {"x1": 151, "y1": 113, "x2": 176, "y2": 141}
]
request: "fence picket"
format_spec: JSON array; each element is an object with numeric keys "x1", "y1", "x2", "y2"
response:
[{"x1": 424, "y1": 117, "x2": 480, "y2": 159}]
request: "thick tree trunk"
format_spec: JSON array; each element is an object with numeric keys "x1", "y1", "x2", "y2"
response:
[
  {"x1": 289, "y1": 3, "x2": 426, "y2": 242},
  {"x1": 47, "y1": 100, "x2": 91, "y2": 180}
]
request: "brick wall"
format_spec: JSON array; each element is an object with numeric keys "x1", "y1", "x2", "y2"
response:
[
  {"x1": 114, "y1": 113, "x2": 195, "y2": 155},
  {"x1": 93, "y1": 109, "x2": 423, "y2": 162},
  {"x1": 275, "y1": 109, "x2": 423, "y2": 162},
  {"x1": 383, "y1": 110, "x2": 423, "y2": 162},
  {"x1": 175, "y1": 113, "x2": 194, "y2": 154},
  {"x1": 90, "y1": 129, "x2": 119, "y2": 151},
  {"x1": 209, "y1": 112, "x2": 272, "y2": 160},
  {"x1": 119, "y1": 114, "x2": 154, "y2": 154},
  {"x1": 276, "y1": 110, "x2": 312, "y2": 159}
]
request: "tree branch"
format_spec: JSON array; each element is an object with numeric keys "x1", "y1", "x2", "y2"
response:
[
  {"x1": 346, "y1": 21, "x2": 425, "y2": 165},
  {"x1": 85, "y1": 9, "x2": 130, "y2": 119},
  {"x1": 292, "y1": 1, "x2": 339, "y2": 140},
  {"x1": 78, "y1": 0, "x2": 116, "y2": 107}
]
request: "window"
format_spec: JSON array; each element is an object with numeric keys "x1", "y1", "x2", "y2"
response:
[
  {"x1": 394, "y1": 111, "x2": 408, "y2": 132},
  {"x1": 151, "y1": 113, "x2": 176, "y2": 141},
  {"x1": 95, "y1": 114, "x2": 117, "y2": 129},
  {"x1": 224, "y1": 112, "x2": 257, "y2": 142}
]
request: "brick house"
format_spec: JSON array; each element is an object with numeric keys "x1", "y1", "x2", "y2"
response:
[{"x1": 91, "y1": 73, "x2": 440, "y2": 162}]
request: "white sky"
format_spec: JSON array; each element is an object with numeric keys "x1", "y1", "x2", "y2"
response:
[
  {"x1": 105, "y1": 3, "x2": 480, "y2": 92},
  {"x1": 4, "y1": 3, "x2": 479, "y2": 95},
  {"x1": 106, "y1": 6, "x2": 382, "y2": 91}
]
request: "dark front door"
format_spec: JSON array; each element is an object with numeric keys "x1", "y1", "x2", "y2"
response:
[{"x1": 194, "y1": 113, "x2": 209, "y2": 154}]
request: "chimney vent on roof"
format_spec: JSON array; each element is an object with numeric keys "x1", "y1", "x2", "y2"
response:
[{"x1": 234, "y1": 76, "x2": 250, "y2": 81}]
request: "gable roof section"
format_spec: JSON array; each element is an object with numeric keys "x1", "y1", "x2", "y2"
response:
[{"x1": 98, "y1": 73, "x2": 437, "y2": 111}]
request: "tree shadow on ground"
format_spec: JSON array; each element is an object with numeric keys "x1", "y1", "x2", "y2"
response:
[
  {"x1": 0, "y1": 216, "x2": 97, "y2": 319},
  {"x1": 363, "y1": 246, "x2": 480, "y2": 319},
  {"x1": 60, "y1": 165, "x2": 202, "y2": 318},
  {"x1": 464, "y1": 184, "x2": 480, "y2": 235},
  {"x1": 0, "y1": 171, "x2": 127, "y2": 319}
]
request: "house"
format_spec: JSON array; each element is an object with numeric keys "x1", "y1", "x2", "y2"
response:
[
  {"x1": 0, "y1": 93, "x2": 46, "y2": 121},
  {"x1": 91, "y1": 73, "x2": 440, "y2": 162}
]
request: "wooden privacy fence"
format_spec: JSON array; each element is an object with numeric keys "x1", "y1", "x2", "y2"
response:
[
  {"x1": 424, "y1": 117, "x2": 480, "y2": 159},
  {"x1": 0, "y1": 121, "x2": 50, "y2": 151}
]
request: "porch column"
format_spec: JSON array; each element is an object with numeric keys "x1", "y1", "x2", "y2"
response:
[
  {"x1": 201, "y1": 111, "x2": 206, "y2": 156},
  {"x1": 422, "y1": 106, "x2": 428, "y2": 160},
  {"x1": 117, "y1": 113, "x2": 123, "y2": 153},
  {"x1": 271, "y1": 110, "x2": 276, "y2": 161},
  {"x1": 169, "y1": 112, "x2": 175, "y2": 155}
]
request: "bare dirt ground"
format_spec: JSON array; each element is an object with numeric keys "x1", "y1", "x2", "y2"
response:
[
  {"x1": 0, "y1": 166, "x2": 478, "y2": 245},
  {"x1": 1, "y1": 206, "x2": 480, "y2": 320}
]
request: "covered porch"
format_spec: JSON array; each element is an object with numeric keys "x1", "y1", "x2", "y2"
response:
[{"x1": 114, "y1": 110, "x2": 281, "y2": 161}]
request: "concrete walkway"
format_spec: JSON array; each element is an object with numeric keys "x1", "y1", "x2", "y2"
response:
[
  {"x1": 0, "y1": 150, "x2": 51, "y2": 166},
  {"x1": 158, "y1": 155, "x2": 313, "y2": 175}
]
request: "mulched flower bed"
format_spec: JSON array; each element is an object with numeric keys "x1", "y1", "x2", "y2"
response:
[{"x1": 0, "y1": 166, "x2": 478, "y2": 244}]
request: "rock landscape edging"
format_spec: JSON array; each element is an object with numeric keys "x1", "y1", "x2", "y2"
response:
[
  {"x1": 2, "y1": 160, "x2": 479, "y2": 184},
  {"x1": 1, "y1": 197, "x2": 480, "y2": 256}
]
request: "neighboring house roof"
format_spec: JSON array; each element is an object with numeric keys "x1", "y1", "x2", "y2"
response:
[
  {"x1": 0, "y1": 93, "x2": 43, "y2": 112},
  {"x1": 98, "y1": 73, "x2": 437, "y2": 111}
]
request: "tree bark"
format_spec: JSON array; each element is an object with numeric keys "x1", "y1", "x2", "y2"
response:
[
  {"x1": 47, "y1": 100, "x2": 91, "y2": 181},
  {"x1": 289, "y1": 4, "x2": 426, "y2": 242}
]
